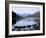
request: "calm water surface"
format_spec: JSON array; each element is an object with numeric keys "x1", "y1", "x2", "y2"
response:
[{"x1": 13, "y1": 17, "x2": 40, "y2": 26}]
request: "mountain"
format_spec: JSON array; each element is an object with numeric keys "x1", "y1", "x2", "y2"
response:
[
  {"x1": 12, "y1": 11, "x2": 23, "y2": 25},
  {"x1": 32, "y1": 11, "x2": 40, "y2": 18},
  {"x1": 12, "y1": 11, "x2": 16, "y2": 25},
  {"x1": 16, "y1": 14, "x2": 23, "y2": 21},
  {"x1": 25, "y1": 11, "x2": 40, "y2": 18}
]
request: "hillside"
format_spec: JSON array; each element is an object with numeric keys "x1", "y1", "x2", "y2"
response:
[
  {"x1": 32, "y1": 11, "x2": 40, "y2": 18},
  {"x1": 25, "y1": 11, "x2": 40, "y2": 18}
]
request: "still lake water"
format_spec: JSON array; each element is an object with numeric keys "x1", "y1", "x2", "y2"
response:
[
  {"x1": 13, "y1": 17, "x2": 40, "y2": 26},
  {"x1": 12, "y1": 17, "x2": 40, "y2": 31}
]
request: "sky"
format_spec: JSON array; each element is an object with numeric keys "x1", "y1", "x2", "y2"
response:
[{"x1": 12, "y1": 6, "x2": 40, "y2": 15}]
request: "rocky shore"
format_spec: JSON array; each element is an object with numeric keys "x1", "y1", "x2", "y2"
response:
[{"x1": 12, "y1": 23, "x2": 40, "y2": 31}]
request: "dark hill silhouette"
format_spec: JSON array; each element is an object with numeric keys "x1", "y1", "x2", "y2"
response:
[
  {"x1": 12, "y1": 11, "x2": 23, "y2": 25},
  {"x1": 12, "y1": 11, "x2": 16, "y2": 25}
]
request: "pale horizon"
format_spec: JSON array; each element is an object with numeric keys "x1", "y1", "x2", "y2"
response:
[{"x1": 12, "y1": 6, "x2": 40, "y2": 15}]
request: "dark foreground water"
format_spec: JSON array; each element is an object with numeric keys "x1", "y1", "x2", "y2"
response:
[{"x1": 12, "y1": 17, "x2": 40, "y2": 31}]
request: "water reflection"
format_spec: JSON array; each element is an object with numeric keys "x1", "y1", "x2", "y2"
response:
[
  {"x1": 12, "y1": 17, "x2": 40, "y2": 31},
  {"x1": 14, "y1": 18, "x2": 40, "y2": 26}
]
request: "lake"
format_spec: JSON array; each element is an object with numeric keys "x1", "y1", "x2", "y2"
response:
[{"x1": 12, "y1": 17, "x2": 40, "y2": 31}]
